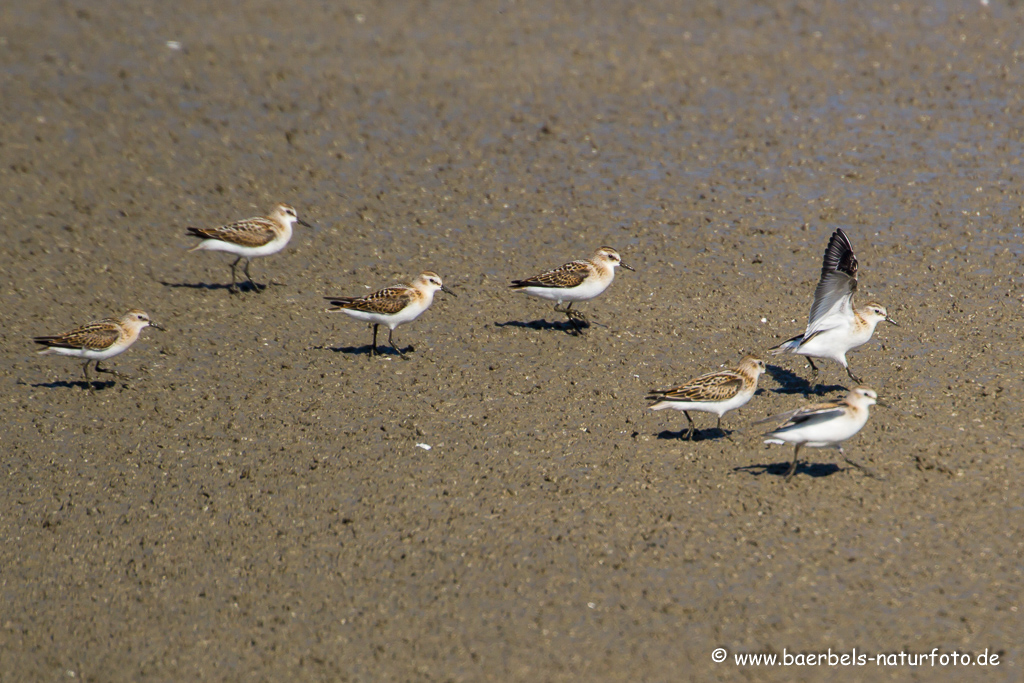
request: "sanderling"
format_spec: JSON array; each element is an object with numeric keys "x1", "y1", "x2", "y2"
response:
[
  {"x1": 325, "y1": 271, "x2": 455, "y2": 357},
  {"x1": 647, "y1": 355, "x2": 766, "y2": 440},
  {"x1": 509, "y1": 246, "x2": 634, "y2": 332},
  {"x1": 186, "y1": 203, "x2": 311, "y2": 293},
  {"x1": 769, "y1": 229, "x2": 897, "y2": 384},
  {"x1": 33, "y1": 309, "x2": 164, "y2": 387},
  {"x1": 760, "y1": 385, "x2": 880, "y2": 480}
]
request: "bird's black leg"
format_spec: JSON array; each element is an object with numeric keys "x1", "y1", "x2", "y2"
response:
[
  {"x1": 229, "y1": 256, "x2": 242, "y2": 293},
  {"x1": 555, "y1": 302, "x2": 588, "y2": 334},
  {"x1": 95, "y1": 361, "x2": 128, "y2": 380},
  {"x1": 564, "y1": 302, "x2": 588, "y2": 323},
  {"x1": 370, "y1": 324, "x2": 379, "y2": 356},
  {"x1": 803, "y1": 358, "x2": 821, "y2": 397},
  {"x1": 567, "y1": 312, "x2": 584, "y2": 335},
  {"x1": 388, "y1": 328, "x2": 407, "y2": 358},
  {"x1": 785, "y1": 444, "x2": 802, "y2": 481},
  {"x1": 242, "y1": 258, "x2": 262, "y2": 291},
  {"x1": 82, "y1": 360, "x2": 93, "y2": 389},
  {"x1": 567, "y1": 302, "x2": 584, "y2": 321},
  {"x1": 717, "y1": 415, "x2": 733, "y2": 440},
  {"x1": 845, "y1": 365, "x2": 863, "y2": 384},
  {"x1": 681, "y1": 411, "x2": 696, "y2": 441},
  {"x1": 840, "y1": 446, "x2": 880, "y2": 479}
]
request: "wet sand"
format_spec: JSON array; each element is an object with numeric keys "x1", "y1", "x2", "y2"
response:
[{"x1": 1, "y1": 0, "x2": 1023, "y2": 680}]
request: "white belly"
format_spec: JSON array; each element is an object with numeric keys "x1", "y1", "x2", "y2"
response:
[
  {"x1": 649, "y1": 389, "x2": 753, "y2": 417},
  {"x1": 766, "y1": 413, "x2": 868, "y2": 447},
  {"x1": 39, "y1": 339, "x2": 133, "y2": 361},
  {"x1": 195, "y1": 233, "x2": 290, "y2": 258},
  {"x1": 337, "y1": 299, "x2": 430, "y2": 329},
  {"x1": 795, "y1": 324, "x2": 872, "y2": 365},
  {"x1": 519, "y1": 275, "x2": 612, "y2": 304}
]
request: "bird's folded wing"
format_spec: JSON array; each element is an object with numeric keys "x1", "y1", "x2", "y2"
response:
[
  {"x1": 511, "y1": 261, "x2": 589, "y2": 289},
  {"x1": 190, "y1": 218, "x2": 276, "y2": 247},
  {"x1": 762, "y1": 404, "x2": 847, "y2": 434},
  {"x1": 649, "y1": 372, "x2": 743, "y2": 402},
  {"x1": 35, "y1": 321, "x2": 120, "y2": 350},
  {"x1": 329, "y1": 287, "x2": 412, "y2": 314}
]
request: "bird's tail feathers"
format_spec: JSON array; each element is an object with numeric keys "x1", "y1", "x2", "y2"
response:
[
  {"x1": 768, "y1": 334, "x2": 803, "y2": 355},
  {"x1": 324, "y1": 297, "x2": 358, "y2": 311},
  {"x1": 186, "y1": 227, "x2": 209, "y2": 251}
]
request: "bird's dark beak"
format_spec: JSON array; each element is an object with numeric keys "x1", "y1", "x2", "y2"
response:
[
  {"x1": 297, "y1": 218, "x2": 318, "y2": 231},
  {"x1": 441, "y1": 285, "x2": 457, "y2": 297},
  {"x1": 875, "y1": 399, "x2": 889, "y2": 407},
  {"x1": 886, "y1": 316, "x2": 899, "y2": 326},
  {"x1": 620, "y1": 262, "x2": 635, "y2": 272},
  {"x1": 150, "y1": 322, "x2": 166, "y2": 331}
]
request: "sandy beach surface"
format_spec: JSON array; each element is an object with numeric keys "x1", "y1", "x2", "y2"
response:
[{"x1": 1, "y1": 0, "x2": 1023, "y2": 680}]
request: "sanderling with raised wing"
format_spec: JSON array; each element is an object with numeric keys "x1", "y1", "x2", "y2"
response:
[{"x1": 770, "y1": 229, "x2": 897, "y2": 384}]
